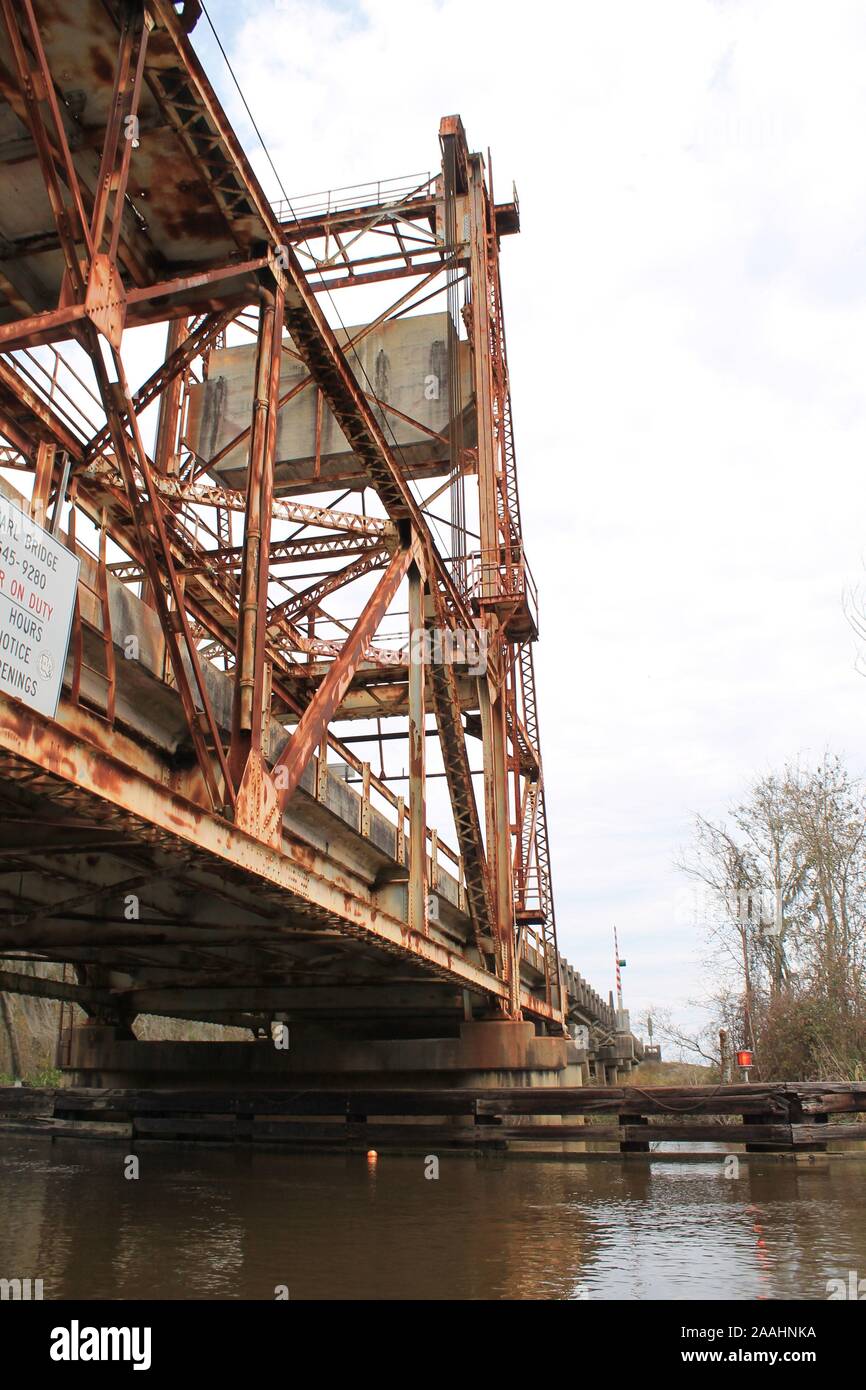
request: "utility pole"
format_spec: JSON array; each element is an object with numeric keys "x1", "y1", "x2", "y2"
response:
[{"x1": 614, "y1": 926, "x2": 628, "y2": 1032}]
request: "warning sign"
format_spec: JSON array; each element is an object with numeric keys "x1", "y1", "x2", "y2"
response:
[{"x1": 0, "y1": 494, "x2": 79, "y2": 719}]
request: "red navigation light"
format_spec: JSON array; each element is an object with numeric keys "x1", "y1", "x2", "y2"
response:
[{"x1": 736, "y1": 1050, "x2": 754, "y2": 1068}]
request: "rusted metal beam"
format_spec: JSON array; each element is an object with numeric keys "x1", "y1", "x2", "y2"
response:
[
  {"x1": 0, "y1": 0, "x2": 93, "y2": 297},
  {"x1": 0, "y1": 259, "x2": 265, "y2": 352},
  {"x1": 0, "y1": 695, "x2": 518, "y2": 1006},
  {"x1": 80, "y1": 462, "x2": 394, "y2": 537},
  {"x1": 272, "y1": 547, "x2": 413, "y2": 810},
  {"x1": 123, "y1": 257, "x2": 268, "y2": 307},
  {"x1": 267, "y1": 547, "x2": 388, "y2": 629},
  {"x1": 147, "y1": 1, "x2": 473, "y2": 639},
  {"x1": 427, "y1": 583, "x2": 495, "y2": 962},
  {"x1": 230, "y1": 286, "x2": 284, "y2": 782},
  {"x1": 407, "y1": 562, "x2": 427, "y2": 935},
  {"x1": 85, "y1": 308, "x2": 237, "y2": 463},
  {"x1": 278, "y1": 196, "x2": 518, "y2": 244},
  {"x1": 90, "y1": 341, "x2": 235, "y2": 812},
  {"x1": 153, "y1": 318, "x2": 188, "y2": 476},
  {"x1": 0, "y1": 356, "x2": 86, "y2": 458},
  {"x1": 0, "y1": 0, "x2": 575, "y2": 1037},
  {"x1": 88, "y1": 2, "x2": 149, "y2": 263}
]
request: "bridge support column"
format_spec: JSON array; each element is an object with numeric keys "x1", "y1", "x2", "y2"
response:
[
  {"x1": 230, "y1": 283, "x2": 284, "y2": 793},
  {"x1": 407, "y1": 560, "x2": 427, "y2": 934},
  {"x1": 60, "y1": 1019, "x2": 582, "y2": 1096},
  {"x1": 479, "y1": 672, "x2": 518, "y2": 1010}
]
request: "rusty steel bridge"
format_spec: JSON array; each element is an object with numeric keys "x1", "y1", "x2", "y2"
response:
[{"x1": 0, "y1": 0, "x2": 640, "y2": 1087}]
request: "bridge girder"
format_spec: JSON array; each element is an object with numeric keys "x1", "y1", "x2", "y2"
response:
[{"x1": 0, "y1": 0, "x2": 623, "y2": 1048}]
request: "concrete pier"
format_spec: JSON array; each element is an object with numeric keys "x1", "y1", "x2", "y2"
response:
[{"x1": 63, "y1": 1019, "x2": 587, "y2": 1094}]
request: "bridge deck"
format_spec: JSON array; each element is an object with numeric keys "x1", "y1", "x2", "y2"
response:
[{"x1": 0, "y1": 0, "x2": 633, "y2": 1072}]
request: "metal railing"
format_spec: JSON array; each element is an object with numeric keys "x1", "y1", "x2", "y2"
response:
[
  {"x1": 4, "y1": 344, "x2": 104, "y2": 445},
  {"x1": 271, "y1": 172, "x2": 433, "y2": 225},
  {"x1": 463, "y1": 544, "x2": 538, "y2": 628}
]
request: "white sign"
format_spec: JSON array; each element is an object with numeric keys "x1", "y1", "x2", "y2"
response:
[{"x1": 0, "y1": 494, "x2": 79, "y2": 718}]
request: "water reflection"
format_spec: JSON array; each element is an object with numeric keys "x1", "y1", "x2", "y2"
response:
[{"x1": 0, "y1": 1138, "x2": 863, "y2": 1300}]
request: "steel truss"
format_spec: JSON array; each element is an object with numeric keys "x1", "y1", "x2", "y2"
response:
[{"x1": 0, "y1": 0, "x2": 606, "y2": 1042}]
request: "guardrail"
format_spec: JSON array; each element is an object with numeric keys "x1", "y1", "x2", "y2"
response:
[
  {"x1": 271, "y1": 172, "x2": 433, "y2": 225},
  {"x1": 463, "y1": 545, "x2": 539, "y2": 634}
]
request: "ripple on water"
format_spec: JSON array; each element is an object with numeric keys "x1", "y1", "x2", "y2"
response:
[{"x1": 0, "y1": 1139, "x2": 864, "y2": 1299}]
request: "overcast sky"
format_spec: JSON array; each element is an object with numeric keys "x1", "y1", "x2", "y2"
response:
[{"x1": 192, "y1": 0, "x2": 866, "y2": 1043}]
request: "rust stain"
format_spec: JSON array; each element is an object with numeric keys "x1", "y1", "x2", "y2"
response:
[
  {"x1": 89, "y1": 761, "x2": 125, "y2": 796},
  {"x1": 89, "y1": 45, "x2": 114, "y2": 86},
  {"x1": 0, "y1": 6, "x2": 585, "y2": 1038},
  {"x1": 162, "y1": 202, "x2": 227, "y2": 244}
]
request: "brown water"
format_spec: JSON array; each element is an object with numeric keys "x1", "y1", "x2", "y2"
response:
[{"x1": 1, "y1": 1137, "x2": 865, "y2": 1300}]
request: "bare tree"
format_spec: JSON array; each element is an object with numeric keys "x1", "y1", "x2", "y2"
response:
[
  {"x1": 678, "y1": 753, "x2": 866, "y2": 1078},
  {"x1": 784, "y1": 755, "x2": 866, "y2": 1009}
]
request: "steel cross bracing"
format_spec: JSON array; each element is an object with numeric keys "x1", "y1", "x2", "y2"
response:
[{"x1": 0, "y1": 0, "x2": 622, "y2": 1049}]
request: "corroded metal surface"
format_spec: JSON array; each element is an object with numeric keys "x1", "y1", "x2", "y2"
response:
[{"x1": 0, "y1": 0, "x2": 630, "y2": 1060}]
